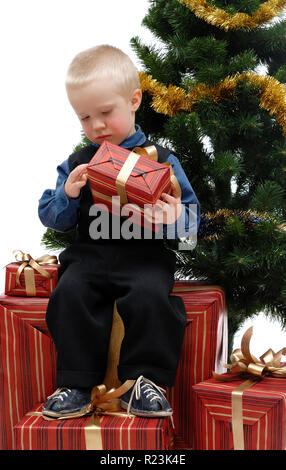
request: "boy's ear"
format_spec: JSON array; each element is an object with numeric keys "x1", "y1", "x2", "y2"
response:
[{"x1": 130, "y1": 88, "x2": 142, "y2": 111}]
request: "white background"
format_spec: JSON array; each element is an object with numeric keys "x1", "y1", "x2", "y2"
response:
[{"x1": 1, "y1": 0, "x2": 285, "y2": 357}]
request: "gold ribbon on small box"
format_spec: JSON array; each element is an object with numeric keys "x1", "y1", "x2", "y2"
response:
[
  {"x1": 213, "y1": 326, "x2": 286, "y2": 450},
  {"x1": 115, "y1": 145, "x2": 181, "y2": 206},
  {"x1": 13, "y1": 249, "x2": 58, "y2": 296}
]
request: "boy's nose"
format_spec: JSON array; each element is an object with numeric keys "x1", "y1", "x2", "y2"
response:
[{"x1": 92, "y1": 118, "x2": 106, "y2": 131}]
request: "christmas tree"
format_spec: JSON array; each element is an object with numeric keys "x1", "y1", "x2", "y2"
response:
[
  {"x1": 42, "y1": 0, "x2": 286, "y2": 353},
  {"x1": 131, "y1": 0, "x2": 286, "y2": 351}
]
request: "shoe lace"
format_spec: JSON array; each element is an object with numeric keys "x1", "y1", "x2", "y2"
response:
[
  {"x1": 126, "y1": 375, "x2": 166, "y2": 417},
  {"x1": 47, "y1": 387, "x2": 72, "y2": 402}
]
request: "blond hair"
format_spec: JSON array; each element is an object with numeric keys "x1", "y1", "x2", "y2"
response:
[{"x1": 65, "y1": 44, "x2": 140, "y2": 97}]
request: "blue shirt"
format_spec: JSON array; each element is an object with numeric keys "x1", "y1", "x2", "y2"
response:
[{"x1": 38, "y1": 125, "x2": 200, "y2": 239}]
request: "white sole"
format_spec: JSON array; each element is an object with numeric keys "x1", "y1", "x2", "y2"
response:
[
  {"x1": 42, "y1": 404, "x2": 92, "y2": 420},
  {"x1": 120, "y1": 400, "x2": 173, "y2": 418}
]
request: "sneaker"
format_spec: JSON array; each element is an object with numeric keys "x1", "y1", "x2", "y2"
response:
[
  {"x1": 42, "y1": 387, "x2": 92, "y2": 419},
  {"x1": 120, "y1": 375, "x2": 173, "y2": 418}
]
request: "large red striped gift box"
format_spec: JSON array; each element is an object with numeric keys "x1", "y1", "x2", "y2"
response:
[
  {"x1": 192, "y1": 376, "x2": 286, "y2": 450},
  {"x1": 14, "y1": 404, "x2": 174, "y2": 450},
  {"x1": 5, "y1": 262, "x2": 60, "y2": 297},
  {"x1": 0, "y1": 304, "x2": 56, "y2": 450},
  {"x1": 166, "y1": 282, "x2": 227, "y2": 449}
]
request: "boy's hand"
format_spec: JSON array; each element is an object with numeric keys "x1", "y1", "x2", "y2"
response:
[
  {"x1": 64, "y1": 164, "x2": 88, "y2": 199},
  {"x1": 144, "y1": 182, "x2": 183, "y2": 225}
]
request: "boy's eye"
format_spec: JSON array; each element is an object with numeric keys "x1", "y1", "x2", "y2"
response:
[
  {"x1": 81, "y1": 116, "x2": 89, "y2": 121},
  {"x1": 102, "y1": 109, "x2": 112, "y2": 115}
]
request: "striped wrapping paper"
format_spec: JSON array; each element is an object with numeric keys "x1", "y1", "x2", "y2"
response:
[
  {"x1": 0, "y1": 281, "x2": 227, "y2": 450},
  {"x1": 0, "y1": 305, "x2": 57, "y2": 450},
  {"x1": 86, "y1": 141, "x2": 171, "y2": 229},
  {"x1": 5, "y1": 262, "x2": 60, "y2": 297},
  {"x1": 14, "y1": 404, "x2": 174, "y2": 450},
  {"x1": 0, "y1": 295, "x2": 50, "y2": 335},
  {"x1": 166, "y1": 282, "x2": 228, "y2": 449},
  {"x1": 192, "y1": 376, "x2": 286, "y2": 450}
]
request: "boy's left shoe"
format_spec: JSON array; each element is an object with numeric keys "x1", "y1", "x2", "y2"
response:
[
  {"x1": 42, "y1": 387, "x2": 92, "y2": 419},
  {"x1": 120, "y1": 375, "x2": 173, "y2": 418}
]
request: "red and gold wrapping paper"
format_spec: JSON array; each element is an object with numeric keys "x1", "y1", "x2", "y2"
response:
[
  {"x1": 166, "y1": 281, "x2": 228, "y2": 449},
  {"x1": 192, "y1": 376, "x2": 286, "y2": 450},
  {"x1": 86, "y1": 141, "x2": 173, "y2": 231},
  {"x1": 0, "y1": 281, "x2": 227, "y2": 450},
  {"x1": 87, "y1": 141, "x2": 171, "y2": 206},
  {"x1": 5, "y1": 262, "x2": 60, "y2": 297},
  {"x1": 0, "y1": 295, "x2": 50, "y2": 335},
  {"x1": 14, "y1": 404, "x2": 174, "y2": 450},
  {"x1": 0, "y1": 305, "x2": 56, "y2": 450}
]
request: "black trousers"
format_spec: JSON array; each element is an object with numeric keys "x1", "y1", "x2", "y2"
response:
[{"x1": 46, "y1": 241, "x2": 187, "y2": 388}]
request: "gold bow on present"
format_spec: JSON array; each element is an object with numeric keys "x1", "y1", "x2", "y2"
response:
[
  {"x1": 213, "y1": 326, "x2": 286, "y2": 381},
  {"x1": 213, "y1": 326, "x2": 286, "y2": 450},
  {"x1": 13, "y1": 249, "x2": 58, "y2": 296}
]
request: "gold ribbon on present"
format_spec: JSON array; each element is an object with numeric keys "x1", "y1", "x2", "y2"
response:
[
  {"x1": 13, "y1": 249, "x2": 58, "y2": 296},
  {"x1": 115, "y1": 145, "x2": 181, "y2": 205},
  {"x1": 213, "y1": 326, "x2": 286, "y2": 450}
]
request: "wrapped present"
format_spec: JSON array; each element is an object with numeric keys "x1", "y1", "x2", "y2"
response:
[
  {"x1": 0, "y1": 299, "x2": 124, "y2": 450},
  {"x1": 5, "y1": 250, "x2": 60, "y2": 297},
  {"x1": 86, "y1": 141, "x2": 181, "y2": 231},
  {"x1": 192, "y1": 327, "x2": 286, "y2": 450},
  {"x1": 14, "y1": 403, "x2": 174, "y2": 450},
  {"x1": 0, "y1": 295, "x2": 50, "y2": 335},
  {"x1": 0, "y1": 305, "x2": 57, "y2": 450},
  {"x1": 166, "y1": 282, "x2": 228, "y2": 449}
]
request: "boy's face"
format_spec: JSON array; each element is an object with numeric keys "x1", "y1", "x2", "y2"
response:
[{"x1": 67, "y1": 77, "x2": 142, "y2": 146}]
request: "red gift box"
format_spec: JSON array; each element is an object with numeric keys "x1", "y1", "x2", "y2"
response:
[
  {"x1": 14, "y1": 404, "x2": 174, "y2": 450},
  {"x1": 87, "y1": 141, "x2": 176, "y2": 231},
  {"x1": 0, "y1": 305, "x2": 56, "y2": 450},
  {"x1": 0, "y1": 295, "x2": 50, "y2": 335},
  {"x1": 192, "y1": 376, "x2": 286, "y2": 450},
  {"x1": 5, "y1": 260, "x2": 60, "y2": 297},
  {"x1": 166, "y1": 282, "x2": 228, "y2": 449}
]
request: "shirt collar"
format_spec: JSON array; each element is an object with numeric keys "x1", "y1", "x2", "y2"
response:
[{"x1": 91, "y1": 124, "x2": 147, "y2": 150}]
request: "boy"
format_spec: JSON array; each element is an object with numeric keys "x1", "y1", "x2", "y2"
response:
[{"x1": 39, "y1": 45, "x2": 200, "y2": 419}]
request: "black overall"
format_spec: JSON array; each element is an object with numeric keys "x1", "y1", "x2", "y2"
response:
[{"x1": 46, "y1": 140, "x2": 187, "y2": 388}]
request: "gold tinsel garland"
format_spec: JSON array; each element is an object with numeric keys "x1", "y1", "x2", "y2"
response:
[
  {"x1": 139, "y1": 71, "x2": 286, "y2": 135},
  {"x1": 178, "y1": 0, "x2": 286, "y2": 31}
]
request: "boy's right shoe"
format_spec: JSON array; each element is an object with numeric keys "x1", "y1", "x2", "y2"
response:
[
  {"x1": 120, "y1": 375, "x2": 173, "y2": 418},
  {"x1": 42, "y1": 387, "x2": 92, "y2": 419}
]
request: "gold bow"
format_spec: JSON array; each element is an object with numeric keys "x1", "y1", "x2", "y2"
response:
[
  {"x1": 213, "y1": 326, "x2": 286, "y2": 381},
  {"x1": 89, "y1": 379, "x2": 135, "y2": 413},
  {"x1": 213, "y1": 326, "x2": 286, "y2": 450},
  {"x1": 13, "y1": 249, "x2": 58, "y2": 296}
]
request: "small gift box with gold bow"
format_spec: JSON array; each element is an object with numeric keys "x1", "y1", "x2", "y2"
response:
[
  {"x1": 192, "y1": 327, "x2": 286, "y2": 450},
  {"x1": 5, "y1": 250, "x2": 60, "y2": 297},
  {"x1": 87, "y1": 141, "x2": 181, "y2": 231}
]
